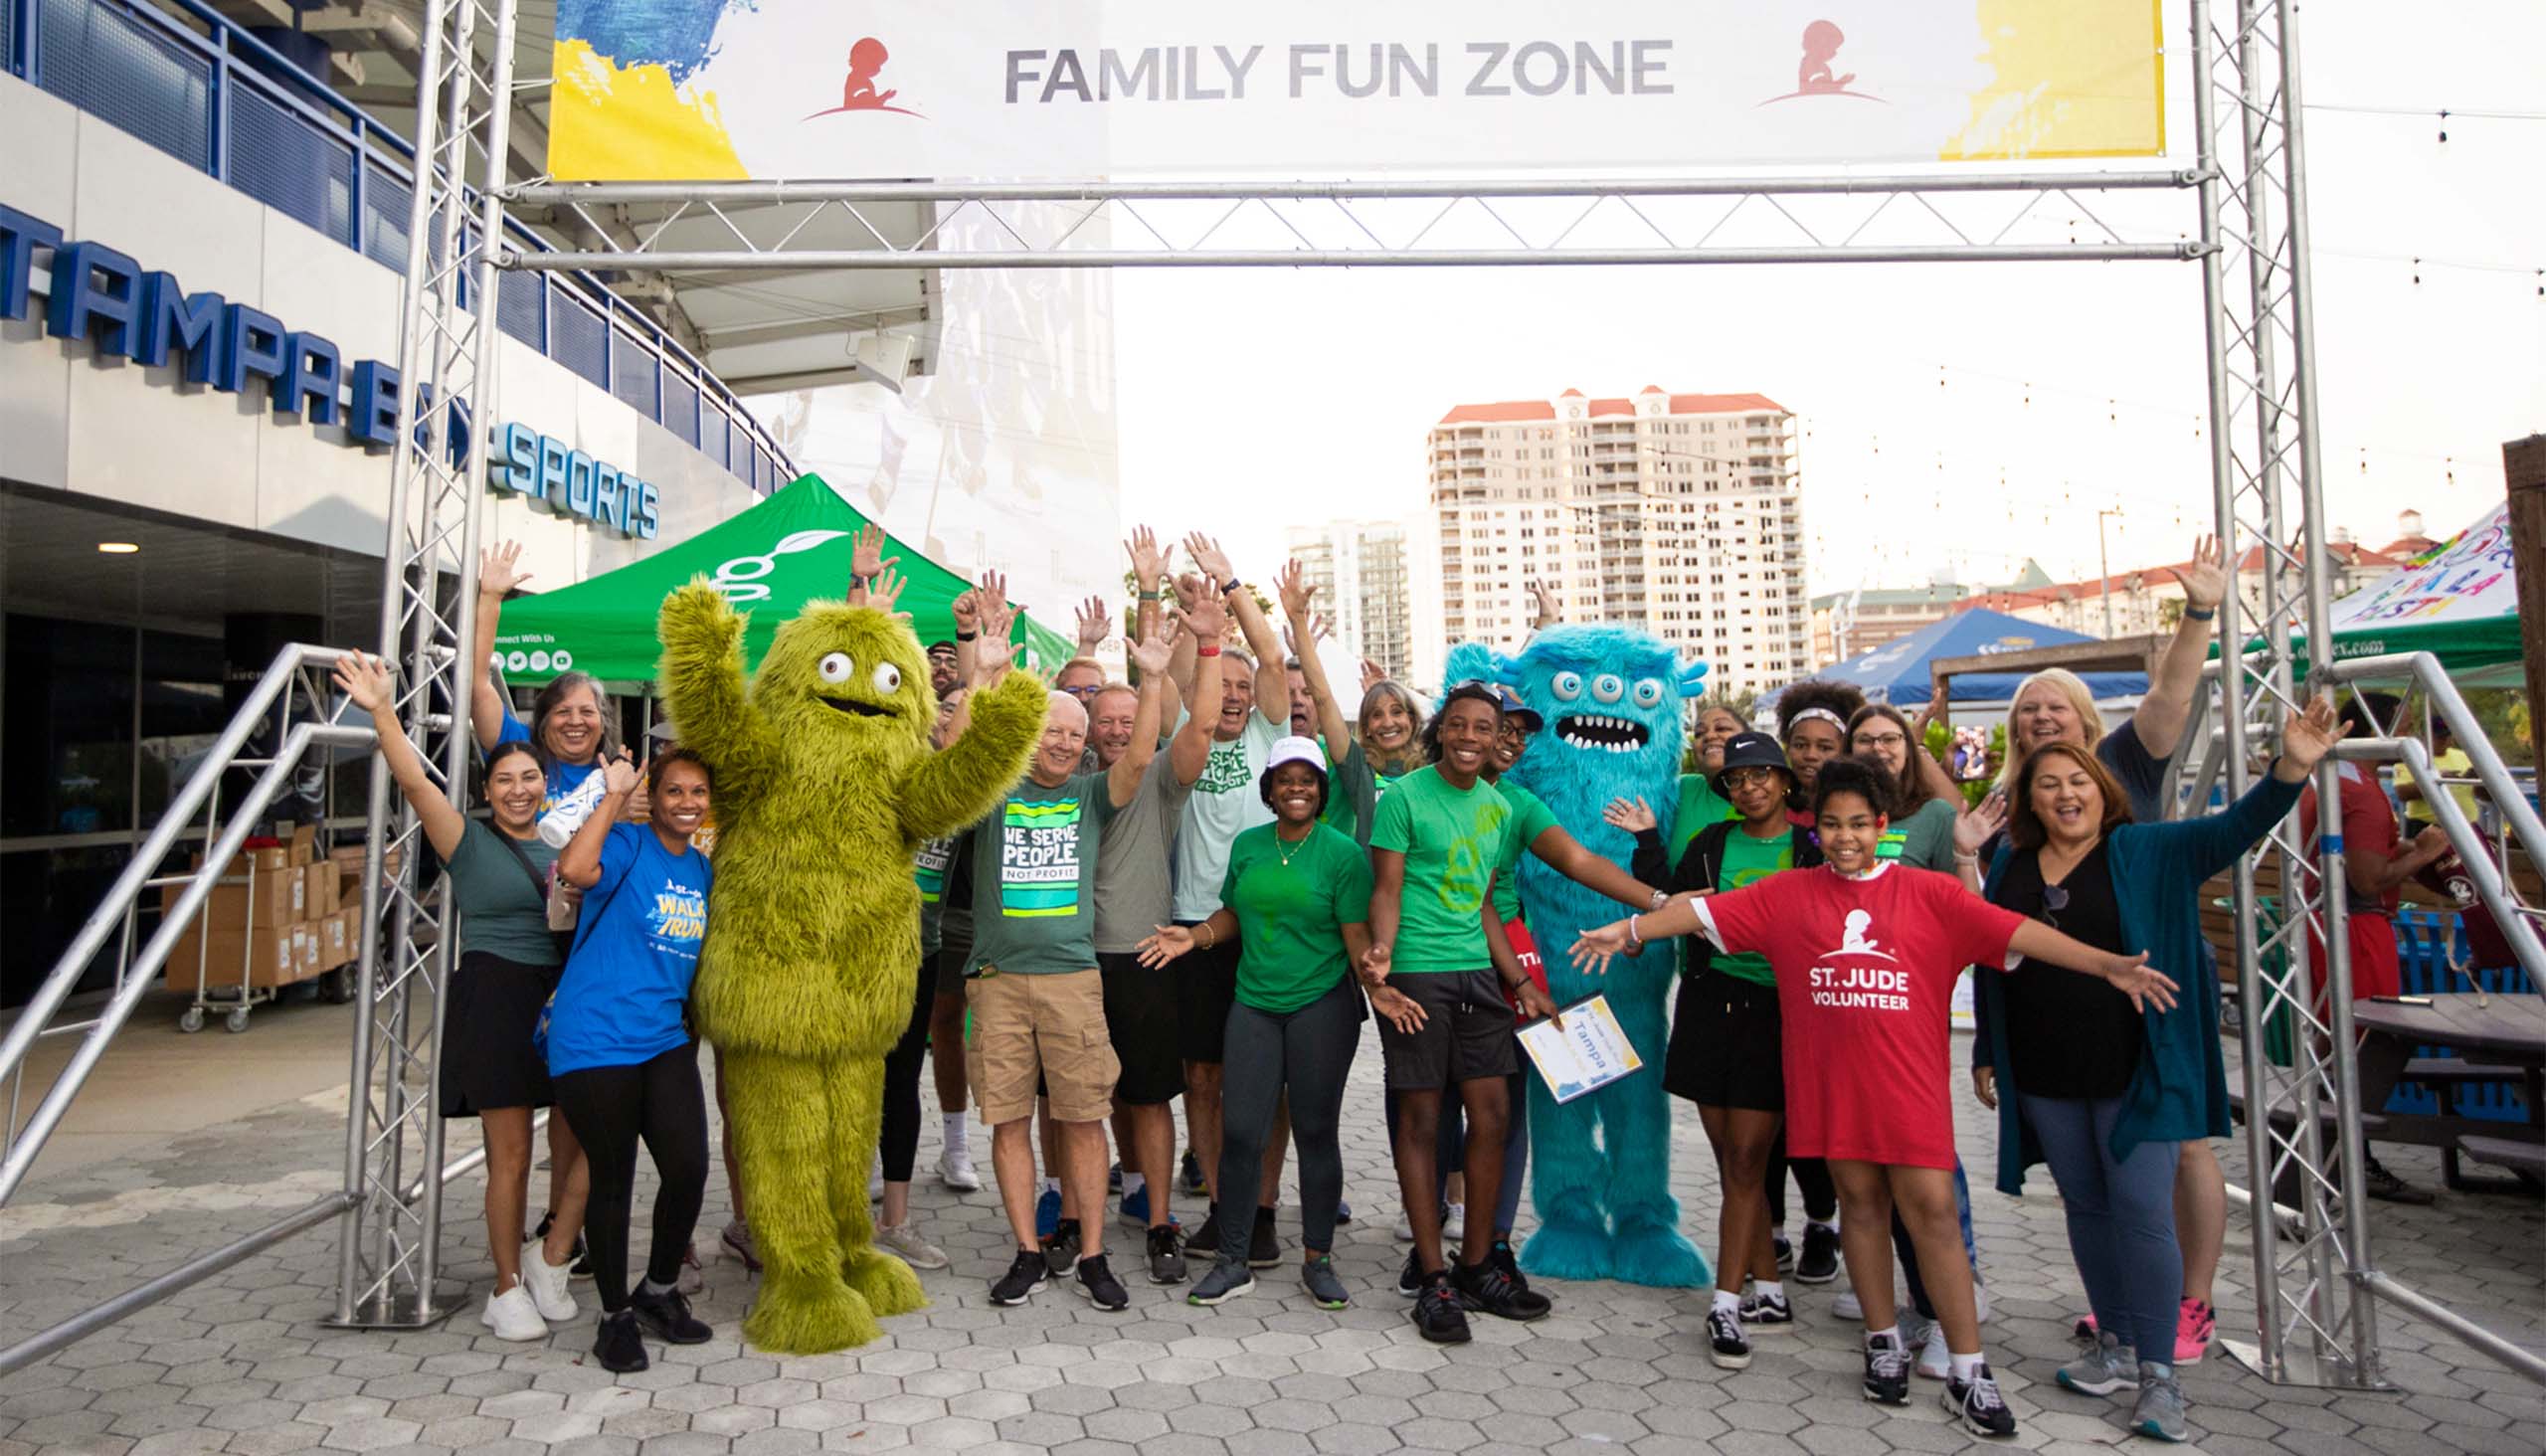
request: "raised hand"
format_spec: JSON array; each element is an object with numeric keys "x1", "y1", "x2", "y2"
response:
[
  {"x1": 975, "y1": 593, "x2": 1017, "y2": 679},
  {"x1": 331, "y1": 650, "x2": 395, "y2": 716},
  {"x1": 479, "y1": 540, "x2": 532, "y2": 597},
  {"x1": 1124, "y1": 526, "x2": 1167, "y2": 591},
  {"x1": 850, "y1": 522, "x2": 892, "y2": 583},
  {"x1": 2101, "y1": 953, "x2": 2179, "y2": 1013},
  {"x1": 2277, "y1": 692, "x2": 2346, "y2": 776},
  {"x1": 1183, "y1": 532, "x2": 1234, "y2": 588},
  {"x1": 1602, "y1": 796, "x2": 1657, "y2": 834},
  {"x1": 1171, "y1": 572, "x2": 1205, "y2": 616},
  {"x1": 1528, "y1": 578, "x2": 1558, "y2": 625},
  {"x1": 950, "y1": 588, "x2": 981, "y2": 635},
  {"x1": 1135, "y1": 924, "x2": 1195, "y2": 969},
  {"x1": 1127, "y1": 617, "x2": 1175, "y2": 678},
  {"x1": 1953, "y1": 789, "x2": 2008, "y2": 856},
  {"x1": 1073, "y1": 595, "x2": 1112, "y2": 655},
  {"x1": 1310, "y1": 611, "x2": 1335, "y2": 642},
  {"x1": 1180, "y1": 585, "x2": 1229, "y2": 648},
  {"x1": 603, "y1": 751, "x2": 641, "y2": 798},
  {"x1": 2178, "y1": 534, "x2": 2227, "y2": 614},
  {"x1": 1360, "y1": 657, "x2": 1386, "y2": 693},
  {"x1": 1369, "y1": 984, "x2": 1427, "y2": 1034},
  {"x1": 868, "y1": 562, "x2": 911, "y2": 620},
  {"x1": 1276, "y1": 559, "x2": 1315, "y2": 622}
]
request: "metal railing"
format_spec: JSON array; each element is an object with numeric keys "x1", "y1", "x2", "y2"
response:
[{"x1": 2, "y1": 0, "x2": 794, "y2": 494}]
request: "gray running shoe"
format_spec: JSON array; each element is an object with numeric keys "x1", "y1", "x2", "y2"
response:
[
  {"x1": 1301, "y1": 1254, "x2": 1349, "y2": 1310},
  {"x1": 1187, "y1": 1259, "x2": 1254, "y2": 1307},
  {"x1": 2057, "y1": 1330, "x2": 2135, "y2": 1397},
  {"x1": 2132, "y1": 1363, "x2": 2189, "y2": 1443}
]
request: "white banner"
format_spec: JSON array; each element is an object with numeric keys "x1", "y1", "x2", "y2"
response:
[{"x1": 549, "y1": 1, "x2": 2166, "y2": 181}]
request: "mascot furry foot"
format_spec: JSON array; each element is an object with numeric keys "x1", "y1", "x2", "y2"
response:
[
  {"x1": 660, "y1": 579, "x2": 1045, "y2": 1354},
  {"x1": 1521, "y1": 1212, "x2": 1616, "y2": 1283},
  {"x1": 1610, "y1": 1213, "x2": 1711, "y2": 1288}
]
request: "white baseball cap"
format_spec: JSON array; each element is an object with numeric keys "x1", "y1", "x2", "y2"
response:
[{"x1": 1265, "y1": 735, "x2": 1329, "y2": 775}]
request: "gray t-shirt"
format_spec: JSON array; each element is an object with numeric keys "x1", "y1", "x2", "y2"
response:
[
  {"x1": 1171, "y1": 713, "x2": 1282, "y2": 922},
  {"x1": 1093, "y1": 750, "x2": 1196, "y2": 954}
]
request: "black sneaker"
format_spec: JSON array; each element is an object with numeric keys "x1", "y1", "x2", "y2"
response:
[
  {"x1": 1413, "y1": 1272, "x2": 1471, "y2": 1345},
  {"x1": 1452, "y1": 1257, "x2": 1552, "y2": 1323},
  {"x1": 1773, "y1": 1229, "x2": 1795, "y2": 1273},
  {"x1": 1395, "y1": 1246, "x2": 1424, "y2": 1299},
  {"x1": 1488, "y1": 1238, "x2": 1528, "y2": 1290},
  {"x1": 1335, "y1": 1199, "x2": 1354, "y2": 1225},
  {"x1": 1187, "y1": 1259, "x2": 1254, "y2": 1306},
  {"x1": 1944, "y1": 1362, "x2": 2018, "y2": 1438},
  {"x1": 1181, "y1": 1148, "x2": 1207, "y2": 1195},
  {"x1": 1075, "y1": 1253, "x2": 1130, "y2": 1312},
  {"x1": 1247, "y1": 1206, "x2": 1281, "y2": 1268},
  {"x1": 1741, "y1": 1289, "x2": 1795, "y2": 1327},
  {"x1": 1862, "y1": 1332, "x2": 1912, "y2": 1405},
  {"x1": 1146, "y1": 1223, "x2": 1187, "y2": 1286},
  {"x1": 594, "y1": 1309, "x2": 647, "y2": 1373},
  {"x1": 1108, "y1": 1161, "x2": 1124, "y2": 1192},
  {"x1": 1707, "y1": 1305, "x2": 1752, "y2": 1369},
  {"x1": 1302, "y1": 1254, "x2": 1350, "y2": 1311},
  {"x1": 628, "y1": 1285, "x2": 712, "y2": 1345},
  {"x1": 1041, "y1": 1217, "x2": 1083, "y2": 1277},
  {"x1": 2362, "y1": 1155, "x2": 2436, "y2": 1205},
  {"x1": 1796, "y1": 1221, "x2": 1842, "y2": 1284},
  {"x1": 1183, "y1": 1204, "x2": 1222, "y2": 1258},
  {"x1": 991, "y1": 1248, "x2": 1048, "y2": 1306},
  {"x1": 533, "y1": 1211, "x2": 593, "y2": 1281}
]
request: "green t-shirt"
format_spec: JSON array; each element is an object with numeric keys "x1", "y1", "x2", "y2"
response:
[
  {"x1": 449, "y1": 820, "x2": 563, "y2": 967},
  {"x1": 1878, "y1": 797, "x2": 1959, "y2": 873},
  {"x1": 1710, "y1": 827, "x2": 1797, "y2": 985},
  {"x1": 1488, "y1": 780, "x2": 1562, "y2": 923},
  {"x1": 915, "y1": 833, "x2": 959, "y2": 959},
  {"x1": 1671, "y1": 772, "x2": 1737, "y2": 862},
  {"x1": 1324, "y1": 737, "x2": 1415, "y2": 848},
  {"x1": 1369, "y1": 765, "x2": 1513, "y2": 974},
  {"x1": 1218, "y1": 821, "x2": 1374, "y2": 1013},
  {"x1": 967, "y1": 772, "x2": 1121, "y2": 977}
]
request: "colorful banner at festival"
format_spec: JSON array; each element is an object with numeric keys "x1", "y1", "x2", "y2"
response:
[{"x1": 548, "y1": 0, "x2": 2166, "y2": 181}]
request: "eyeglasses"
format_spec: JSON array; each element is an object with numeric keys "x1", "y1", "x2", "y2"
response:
[
  {"x1": 1722, "y1": 767, "x2": 1780, "y2": 789},
  {"x1": 1060, "y1": 684, "x2": 1103, "y2": 699},
  {"x1": 1855, "y1": 731, "x2": 1908, "y2": 749}
]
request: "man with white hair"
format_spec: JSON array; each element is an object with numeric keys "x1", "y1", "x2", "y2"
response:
[{"x1": 963, "y1": 674, "x2": 1162, "y2": 1313}]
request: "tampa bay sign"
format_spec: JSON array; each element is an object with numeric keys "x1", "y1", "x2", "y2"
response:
[{"x1": 547, "y1": 0, "x2": 2166, "y2": 181}]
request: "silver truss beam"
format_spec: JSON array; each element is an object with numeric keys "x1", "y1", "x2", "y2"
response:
[
  {"x1": 510, "y1": 171, "x2": 2200, "y2": 204},
  {"x1": 506, "y1": 244, "x2": 2196, "y2": 272}
]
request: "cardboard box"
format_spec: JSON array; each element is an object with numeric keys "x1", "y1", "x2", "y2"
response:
[
  {"x1": 292, "y1": 923, "x2": 321, "y2": 978},
  {"x1": 288, "y1": 825, "x2": 318, "y2": 867},
  {"x1": 165, "y1": 861, "x2": 304, "y2": 932},
  {"x1": 318, "y1": 908, "x2": 355, "y2": 970},
  {"x1": 163, "y1": 924, "x2": 298, "y2": 990},
  {"x1": 304, "y1": 862, "x2": 339, "y2": 920}
]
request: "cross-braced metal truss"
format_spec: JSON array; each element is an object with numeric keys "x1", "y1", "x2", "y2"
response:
[
  {"x1": 332, "y1": 0, "x2": 519, "y2": 1330},
  {"x1": 499, "y1": 172, "x2": 2203, "y2": 272}
]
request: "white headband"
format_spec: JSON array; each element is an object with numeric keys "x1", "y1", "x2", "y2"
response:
[{"x1": 1787, "y1": 706, "x2": 1848, "y2": 735}]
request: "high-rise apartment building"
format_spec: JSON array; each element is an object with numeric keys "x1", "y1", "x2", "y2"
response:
[
  {"x1": 1286, "y1": 520, "x2": 1415, "y2": 680},
  {"x1": 1412, "y1": 388, "x2": 1808, "y2": 695}
]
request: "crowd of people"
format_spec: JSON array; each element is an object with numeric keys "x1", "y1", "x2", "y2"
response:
[{"x1": 359, "y1": 526, "x2": 2387, "y2": 1444}]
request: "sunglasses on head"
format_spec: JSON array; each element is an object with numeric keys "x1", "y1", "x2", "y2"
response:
[{"x1": 2042, "y1": 882, "x2": 2070, "y2": 928}]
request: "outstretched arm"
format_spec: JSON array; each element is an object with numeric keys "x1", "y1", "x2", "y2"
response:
[
  {"x1": 1528, "y1": 824, "x2": 1666, "y2": 912},
  {"x1": 1188, "y1": 534, "x2": 1285, "y2": 731},
  {"x1": 901, "y1": 668, "x2": 1045, "y2": 841},
  {"x1": 1279, "y1": 561, "x2": 1356, "y2": 762},
  {"x1": 2131, "y1": 534, "x2": 2226, "y2": 757},
  {"x1": 658, "y1": 579, "x2": 780, "y2": 807},
  {"x1": 1170, "y1": 591, "x2": 1227, "y2": 787},
  {"x1": 471, "y1": 542, "x2": 531, "y2": 751},
  {"x1": 333, "y1": 651, "x2": 467, "y2": 861},
  {"x1": 2004, "y1": 921, "x2": 2179, "y2": 1013}
]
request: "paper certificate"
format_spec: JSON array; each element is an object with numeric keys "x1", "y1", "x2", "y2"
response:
[{"x1": 1518, "y1": 994, "x2": 1644, "y2": 1104}]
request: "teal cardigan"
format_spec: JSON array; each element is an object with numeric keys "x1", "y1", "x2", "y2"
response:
[{"x1": 1973, "y1": 771, "x2": 2305, "y2": 1196}]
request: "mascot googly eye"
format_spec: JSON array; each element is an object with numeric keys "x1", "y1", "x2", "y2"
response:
[
  {"x1": 818, "y1": 651, "x2": 854, "y2": 683},
  {"x1": 870, "y1": 662, "x2": 901, "y2": 694},
  {"x1": 1550, "y1": 670, "x2": 1584, "y2": 700},
  {"x1": 1632, "y1": 678, "x2": 1665, "y2": 709},
  {"x1": 1591, "y1": 673, "x2": 1625, "y2": 703}
]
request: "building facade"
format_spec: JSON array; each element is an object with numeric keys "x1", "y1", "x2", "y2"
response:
[
  {"x1": 1287, "y1": 520, "x2": 1413, "y2": 680},
  {"x1": 1412, "y1": 388, "x2": 1808, "y2": 695}
]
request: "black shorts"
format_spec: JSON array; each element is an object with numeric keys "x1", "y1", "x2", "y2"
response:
[
  {"x1": 1100, "y1": 951, "x2": 1185, "y2": 1105},
  {"x1": 442, "y1": 951, "x2": 558, "y2": 1118},
  {"x1": 933, "y1": 941, "x2": 971, "y2": 999},
  {"x1": 1376, "y1": 969, "x2": 1518, "y2": 1092},
  {"x1": 1665, "y1": 968, "x2": 1784, "y2": 1112},
  {"x1": 1174, "y1": 925, "x2": 1239, "y2": 1065}
]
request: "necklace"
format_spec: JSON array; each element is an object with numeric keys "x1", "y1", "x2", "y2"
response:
[{"x1": 1276, "y1": 826, "x2": 1314, "y2": 867}]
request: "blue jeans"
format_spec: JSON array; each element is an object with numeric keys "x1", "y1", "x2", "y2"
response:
[{"x1": 2019, "y1": 1091, "x2": 2183, "y2": 1364}]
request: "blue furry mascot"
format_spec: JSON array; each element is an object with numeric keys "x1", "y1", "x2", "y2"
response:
[{"x1": 1446, "y1": 628, "x2": 1711, "y2": 1287}]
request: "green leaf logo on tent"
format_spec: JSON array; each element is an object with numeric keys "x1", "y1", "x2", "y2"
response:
[{"x1": 713, "y1": 528, "x2": 855, "y2": 603}]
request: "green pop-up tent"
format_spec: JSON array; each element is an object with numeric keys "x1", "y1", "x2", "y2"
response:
[
  {"x1": 2225, "y1": 501, "x2": 2521, "y2": 686},
  {"x1": 490, "y1": 473, "x2": 1075, "y2": 686}
]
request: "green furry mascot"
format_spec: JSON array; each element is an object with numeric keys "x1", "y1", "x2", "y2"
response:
[{"x1": 660, "y1": 580, "x2": 1044, "y2": 1352}]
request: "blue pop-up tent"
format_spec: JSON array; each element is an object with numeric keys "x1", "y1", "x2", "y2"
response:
[{"x1": 1771, "y1": 608, "x2": 2149, "y2": 709}]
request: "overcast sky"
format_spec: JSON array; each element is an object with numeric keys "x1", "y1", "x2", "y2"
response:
[{"x1": 1105, "y1": 2, "x2": 2543, "y2": 597}]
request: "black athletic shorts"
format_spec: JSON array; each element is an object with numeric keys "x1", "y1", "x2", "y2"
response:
[
  {"x1": 1100, "y1": 951, "x2": 1185, "y2": 1105},
  {"x1": 1375, "y1": 969, "x2": 1519, "y2": 1091},
  {"x1": 1173, "y1": 925, "x2": 1240, "y2": 1065},
  {"x1": 1665, "y1": 968, "x2": 1784, "y2": 1112},
  {"x1": 934, "y1": 910, "x2": 973, "y2": 998}
]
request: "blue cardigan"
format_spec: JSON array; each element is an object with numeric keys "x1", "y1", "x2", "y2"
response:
[{"x1": 1973, "y1": 772, "x2": 2305, "y2": 1196}]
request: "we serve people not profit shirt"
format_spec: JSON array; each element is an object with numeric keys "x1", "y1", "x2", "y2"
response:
[
  {"x1": 1693, "y1": 862, "x2": 2024, "y2": 1169},
  {"x1": 969, "y1": 771, "x2": 1122, "y2": 977},
  {"x1": 1171, "y1": 713, "x2": 1281, "y2": 923},
  {"x1": 546, "y1": 822, "x2": 711, "y2": 1076},
  {"x1": 1370, "y1": 765, "x2": 1514, "y2": 974}
]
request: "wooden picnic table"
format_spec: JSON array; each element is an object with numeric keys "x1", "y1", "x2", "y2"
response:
[{"x1": 2352, "y1": 994, "x2": 2545, "y2": 1169}]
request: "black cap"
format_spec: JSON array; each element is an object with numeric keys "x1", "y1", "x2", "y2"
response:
[
  {"x1": 1711, "y1": 732, "x2": 1793, "y2": 797},
  {"x1": 926, "y1": 639, "x2": 958, "y2": 657},
  {"x1": 1493, "y1": 685, "x2": 1545, "y2": 730}
]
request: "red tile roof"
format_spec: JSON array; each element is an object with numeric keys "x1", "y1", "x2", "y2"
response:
[
  {"x1": 1436, "y1": 390, "x2": 1789, "y2": 426},
  {"x1": 2378, "y1": 534, "x2": 2439, "y2": 558},
  {"x1": 1587, "y1": 399, "x2": 1635, "y2": 418},
  {"x1": 1667, "y1": 392, "x2": 1788, "y2": 416},
  {"x1": 1437, "y1": 400, "x2": 1558, "y2": 425}
]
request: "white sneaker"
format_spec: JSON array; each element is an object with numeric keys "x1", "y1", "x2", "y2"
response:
[
  {"x1": 1916, "y1": 1324, "x2": 1952, "y2": 1380},
  {"x1": 938, "y1": 1147, "x2": 982, "y2": 1192},
  {"x1": 1393, "y1": 1210, "x2": 1416, "y2": 1242},
  {"x1": 1834, "y1": 1288, "x2": 1863, "y2": 1320},
  {"x1": 518, "y1": 1242, "x2": 578, "y2": 1323},
  {"x1": 1442, "y1": 1203, "x2": 1465, "y2": 1240},
  {"x1": 875, "y1": 1219, "x2": 951, "y2": 1271},
  {"x1": 479, "y1": 1283, "x2": 547, "y2": 1342}
]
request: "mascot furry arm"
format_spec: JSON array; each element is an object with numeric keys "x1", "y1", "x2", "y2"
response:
[
  {"x1": 1446, "y1": 630, "x2": 1715, "y2": 1288},
  {"x1": 659, "y1": 578, "x2": 1043, "y2": 1352}
]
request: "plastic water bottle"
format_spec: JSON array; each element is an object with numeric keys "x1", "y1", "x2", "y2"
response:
[{"x1": 536, "y1": 770, "x2": 610, "y2": 848}]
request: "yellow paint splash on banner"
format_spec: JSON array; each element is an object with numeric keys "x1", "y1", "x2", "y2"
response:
[
  {"x1": 1940, "y1": 0, "x2": 2165, "y2": 160},
  {"x1": 548, "y1": 38, "x2": 748, "y2": 181}
]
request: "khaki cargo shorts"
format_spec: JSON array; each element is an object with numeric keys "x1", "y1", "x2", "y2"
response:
[{"x1": 965, "y1": 968, "x2": 1119, "y2": 1126}]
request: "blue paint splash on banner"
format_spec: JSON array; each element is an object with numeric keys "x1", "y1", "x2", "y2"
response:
[{"x1": 556, "y1": 0, "x2": 751, "y2": 83}]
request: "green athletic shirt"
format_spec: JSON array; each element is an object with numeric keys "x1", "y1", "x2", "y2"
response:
[
  {"x1": 966, "y1": 771, "x2": 1121, "y2": 977},
  {"x1": 1879, "y1": 797, "x2": 1959, "y2": 873},
  {"x1": 915, "y1": 833, "x2": 958, "y2": 959},
  {"x1": 1218, "y1": 821, "x2": 1374, "y2": 1013},
  {"x1": 448, "y1": 820, "x2": 562, "y2": 966},
  {"x1": 1368, "y1": 764, "x2": 1513, "y2": 974},
  {"x1": 1671, "y1": 772, "x2": 1737, "y2": 862},
  {"x1": 1712, "y1": 827, "x2": 1797, "y2": 985},
  {"x1": 1488, "y1": 780, "x2": 1562, "y2": 922}
]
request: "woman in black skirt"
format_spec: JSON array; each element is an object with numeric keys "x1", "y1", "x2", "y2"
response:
[{"x1": 337, "y1": 651, "x2": 584, "y2": 1342}]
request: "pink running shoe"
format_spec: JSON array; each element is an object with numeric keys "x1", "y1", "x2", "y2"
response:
[{"x1": 2176, "y1": 1298, "x2": 2215, "y2": 1365}]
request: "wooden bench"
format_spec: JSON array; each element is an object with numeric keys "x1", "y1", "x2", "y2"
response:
[
  {"x1": 2455, "y1": 1135, "x2": 2546, "y2": 1190},
  {"x1": 2403, "y1": 1058, "x2": 2539, "y2": 1185}
]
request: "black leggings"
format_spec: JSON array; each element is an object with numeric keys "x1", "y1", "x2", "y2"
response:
[
  {"x1": 879, "y1": 962, "x2": 933, "y2": 1183},
  {"x1": 552, "y1": 1041, "x2": 709, "y2": 1313},
  {"x1": 1765, "y1": 1136, "x2": 1838, "y2": 1227},
  {"x1": 1216, "y1": 977, "x2": 1362, "y2": 1258}
]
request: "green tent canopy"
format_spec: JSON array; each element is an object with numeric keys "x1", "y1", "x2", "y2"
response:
[
  {"x1": 489, "y1": 473, "x2": 1075, "y2": 687},
  {"x1": 2224, "y1": 502, "x2": 2522, "y2": 687}
]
